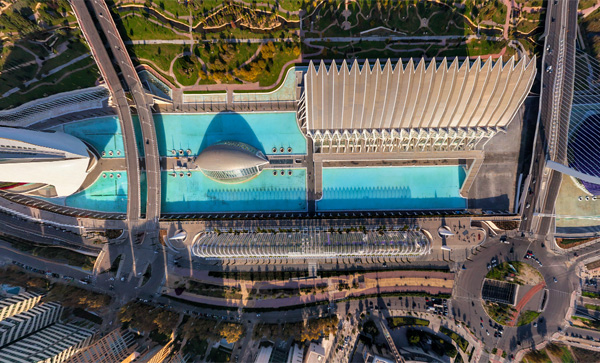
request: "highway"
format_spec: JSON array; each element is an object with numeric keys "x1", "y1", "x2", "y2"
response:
[
  {"x1": 522, "y1": 0, "x2": 578, "y2": 237},
  {"x1": 87, "y1": 0, "x2": 162, "y2": 229},
  {"x1": 69, "y1": 0, "x2": 142, "y2": 225}
]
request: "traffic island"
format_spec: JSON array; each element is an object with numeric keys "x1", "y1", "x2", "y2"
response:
[{"x1": 482, "y1": 261, "x2": 546, "y2": 327}]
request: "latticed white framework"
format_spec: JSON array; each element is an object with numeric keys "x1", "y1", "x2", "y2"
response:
[
  {"x1": 191, "y1": 227, "x2": 430, "y2": 259},
  {"x1": 301, "y1": 57, "x2": 536, "y2": 153}
]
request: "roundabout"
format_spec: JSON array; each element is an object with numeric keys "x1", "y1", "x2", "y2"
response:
[
  {"x1": 451, "y1": 234, "x2": 575, "y2": 357},
  {"x1": 482, "y1": 261, "x2": 546, "y2": 327}
]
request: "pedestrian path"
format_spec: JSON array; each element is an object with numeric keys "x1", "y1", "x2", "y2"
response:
[{"x1": 508, "y1": 281, "x2": 546, "y2": 326}]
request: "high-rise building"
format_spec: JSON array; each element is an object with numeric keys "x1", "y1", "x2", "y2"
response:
[
  {"x1": 0, "y1": 302, "x2": 62, "y2": 348},
  {"x1": 66, "y1": 329, "x2": 137, "y2": 363},
  {"x1": 0, "y1": 323, "x2": 94, "y2": 363},
  {"x1": 0, "y1": 292, "x2": 42, "y2": 321},
  {"x1": 304, "y1": 342, "x2": 325, "y2": 363},
  {"x1": 287, "y1": 344, "x2": 304, "y2": 363}
]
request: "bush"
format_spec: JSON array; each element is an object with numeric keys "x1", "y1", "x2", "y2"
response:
[
  {"x1": 387, "y1": 316, "x2": 430, "y2": 328},
  {"x1": 439, "y1": 326, "x2": 469, "y2": 352}
]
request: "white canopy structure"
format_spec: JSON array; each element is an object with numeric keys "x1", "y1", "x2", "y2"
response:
[
  {"x1": 0, "y1": 127, "x2": 96, "y2": 197},
  {"x1": 300, "y1": 57, "x2": 536, "y2": 153}
]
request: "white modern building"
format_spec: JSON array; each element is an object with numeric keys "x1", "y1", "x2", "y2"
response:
[
  {"x1": 66, "y1": 329, "x2": 137, "y2": 363},
  {"x1": 300, "y1": 57, "x2": 536, "y2": 153},
  {"x1": 0, "y1": 292, "x2": 42, "y2": 321},
  {"x1": 0, "y1": 302, "x2": 62, "y2": 348},
  {"x1": 304, "y1": 342, "x2": 325, "y2": 363},
  {"x1": 287, "y1": 343, "x2": 304, "y2": 363},
  {"x1": 0, "y1": 323, "x2": 94, "y2": 363},
  {"x1": 254, "y1": 344, "x2": 273, "y2": 363},
  {"x1": 0, "y1": 126, "x2": 97, "y2": 197},
  {"x1": 196, "y1": 140, "x2": 269, "y2": 184}
]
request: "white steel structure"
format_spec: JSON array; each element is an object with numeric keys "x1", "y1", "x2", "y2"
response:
[
  {"x1": 0, "y1": 302, "x2": 62, "y2": 348},
  {"x1": 0, "y1": 292, "x2": 42, "y2": 322},
  {"x1": 0, "y1": 323, "x2": 94, "y2": 363},
  {"x1": 301, "y1": 57, "x2": 536, "y2": 153},
  {"x1": 67, "y1": 329, "x2": 137, "y2": 363},
  {"x1": 191, "y1": 226, "x2": 430, "y2": 259},
  {"x1": 0, "y1": 127, "x2": 97, "y2": 197}
]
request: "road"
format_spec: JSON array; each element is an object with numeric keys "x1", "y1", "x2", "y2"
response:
[
  {"x1": 71, "y1": 0, "x2": 163, "y2": 276},
  {"x1": 69, "y1": 0, "x2": 142, "y2": 225},
  {"x1": 452, "y1": 234, "x2": 576, "y2": 354},
  {"x1": 87, "y1": 0, "x2": 162, "y2": 228},
  {"x1": 522, "y1": 0, "x2": 578, "y2": 237}
]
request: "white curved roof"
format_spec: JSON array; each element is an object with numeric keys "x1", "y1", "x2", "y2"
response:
[
  {"x1": 196, "y1": 142, "x2": 268, "y2": 172},
  {"x1": 0, "y1": 127, "x2": 92, "y2": 197},
  {"x1": 305, "y1": 57, "x2": 536, "y2": 133}
]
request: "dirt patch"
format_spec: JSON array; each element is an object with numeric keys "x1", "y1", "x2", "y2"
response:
[
  {"x1": 586, "y1": 259, "x2": 600, "y2": 270},
  {"x1": 519, "y1": 263, "x2": 543, "y2": 285},
  {"x1": 557, "y1": 237, "x2": 597, "y2": 249}
]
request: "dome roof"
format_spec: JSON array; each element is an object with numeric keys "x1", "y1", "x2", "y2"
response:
[{"x1": 196, "y1": 141, "x2": 268, "y2": 184}]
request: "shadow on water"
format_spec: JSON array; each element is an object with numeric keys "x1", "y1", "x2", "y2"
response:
[
  {"x1": 63, "y1": 117, "x2": 121, "y2": 158},
  {"x1": 198, "y1": 111, "x2": 264, "y2": 155}
]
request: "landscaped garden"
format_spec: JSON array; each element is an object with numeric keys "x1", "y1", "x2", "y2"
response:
[
  {"x1": 485, "y1": 301, "x2": 516, "y2": 325},
  {"x1": 0, "y1": 1, "x2": 100, "y2": 109},
  {"x1": 486, "y1": 261, "x2": 543, "y2": 286},
  {"x1": 387, "y1": 316, "x2": 430, "y2": 328}
]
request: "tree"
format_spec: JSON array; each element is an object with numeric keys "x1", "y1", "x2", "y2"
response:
[
  {"x1": 407, "y1": 330, "x2": 421, "y2": 345},
  {"x1": 362, "y1": 320, "x2": 379, "y2": 337},
  {"x1": 154, "y1": 310, "x2": 178, "y2": 336},
  {"x1": 220, "y1": 323, "x2": 244, "y2": 343}
]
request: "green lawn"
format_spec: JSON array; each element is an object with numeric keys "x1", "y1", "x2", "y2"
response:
[
  {"x1": 428, "y1": 11, "x2": 468, "y2": 36},
  {"x1": 120, "y1": 12, "x2": 188, "y2": 40},
  {"x1": 0, "y1": 63, "x2": 38, "y2": 95},
  {"x1": 517, "y1": 20, "x2": 542, "y2": 34},
  {"x1": 127, "y1": 43, "x2": 183, "y2": 71},
  {"x1": 583, "y1": 291, "x2": 600, "y2": 299},
  {"x1": 580, "y1": 0, "x2": 597, "y2": 10},
  {"x1": 485, "y1": 261, "x2": 522, "y2": 282},
  {"x1": 173, "y1": 55, "x2": 202, "y2": 86},
  {"x1": 39, "y1": 40, "x2": 89, "y2": 76},
  {"x1": 0, "y1": 62, "x2": 99, "y2": 110},
  {"x1": 517, "y1": 310, "x2": 540, "y2": 326},
  {"x1": 387, "y1": 316, "x2": 429, "y2": 328},
  {"x1": 0, "y1": 45, "x2": 36, "y2": 70},
  {"x1": 585, "y1": 304, "x2": 600, "y2": 311}
]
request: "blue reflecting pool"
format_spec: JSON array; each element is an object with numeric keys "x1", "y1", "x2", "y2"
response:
[
  {"x1": 43, "y1": 171, "x2": 128, "y2": 213},
  {"x1": 162, "y1": 169, "x2": 307, "y2": 213},
  {"x1": 153, "y1": 112, "x2": 307, "y2": 156},
  {"x1": 317, "y1": 166, "x2": 467, "y2": 211},
  {"x1": 61, "y1": 116, "x2": 124, "y2": 158}
]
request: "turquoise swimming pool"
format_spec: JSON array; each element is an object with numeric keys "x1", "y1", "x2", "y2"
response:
[
  {"x1": 162, "y1": 169, "x2": 307, "y2": 213},
  {"x1": 43, "y1": 171, "x2": 128, "y2": 213},
  {"x1": 153, "y1": 112, "x2": 307, "y2": 156},
  {"x1": 317, "y1": 166, "x2": 467, "y2": 211},
  {"x1": 62, "y1": 116, "x2": 125, "y2": 158}
]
